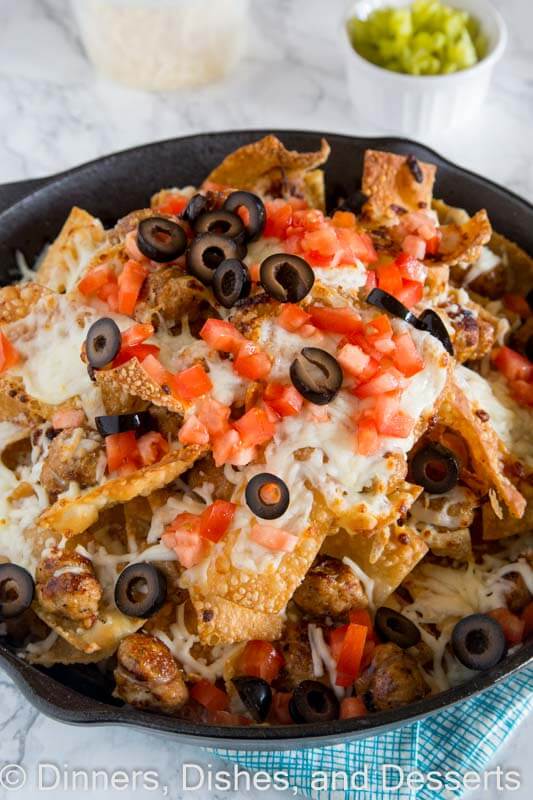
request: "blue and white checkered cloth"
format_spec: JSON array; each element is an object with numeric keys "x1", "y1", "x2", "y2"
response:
[{"x1": 213, "y1": 665, "x2": 532, "y2": 799}]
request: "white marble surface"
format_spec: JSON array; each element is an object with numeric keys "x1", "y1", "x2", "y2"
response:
[{"x1": 0, "y1": 0, "x2": 531, "y2": 798}]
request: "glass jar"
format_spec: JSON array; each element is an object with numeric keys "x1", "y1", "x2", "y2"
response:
[{"x1": 71, "y1": 0, "x2": 250, "y2": 90}]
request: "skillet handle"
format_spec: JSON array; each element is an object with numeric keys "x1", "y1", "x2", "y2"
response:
[{"x1": 0, "y1": 176, "x2": 52, "y2": 216}]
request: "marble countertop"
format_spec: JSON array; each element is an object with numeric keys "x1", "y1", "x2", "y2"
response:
[{"x1": 0, "y1": 1, "x2": 531, "y2": 798}]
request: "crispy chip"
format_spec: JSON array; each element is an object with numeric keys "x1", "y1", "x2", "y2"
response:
[
  {"x1": 440, "y1": 375, "x2": 526, "y2": 518},
  {"x1": 0, "y1": 376, "x2": 54, "y2": 425},
  {"x1": 205, "y1": 135, "x2": 330, "y2": 203},
  {"x1": 417, "y1": 526, "x2": 472, "y2": 561},
  {"x1": 36, "y1": 208, "x2": 105, "y2": 293},
  {"x1": 190, "y1": 592, "x2": 283, "y2": 646},
  {"x1": 26, "y1": 635, "x2": 116, "y2": 666},
  {"x1": 38, "y1": 445, "x2": 206, "y2": 535},
  {"x1": 362, "y1": 150, "x2": 436, "y2": 221},
  {"x1": 322, "y1": 524, "x2": 428, "y2": 606},
  {"x1": 33, "y1": 604, "x2": 144, "y2": 655},
  {"x1": 432, "y1": 210, "x2": 492, "y2": 268},
  {"x1": 0, "y1": 282, "x2": 51, "y2": 324},
  {"x1": 482, "y1": 479, "x2": 533, "y2": 540},
  {"x1": 95, "y1": 357, "x2": 186, "y2": 416}
]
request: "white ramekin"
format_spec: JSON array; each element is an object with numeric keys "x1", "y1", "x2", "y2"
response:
[{"x1": 342, "y1": 0, "x2": 507, "y2": 137}]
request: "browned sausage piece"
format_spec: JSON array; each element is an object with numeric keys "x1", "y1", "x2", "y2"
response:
[
  {"x1": 40, "y1": 428, "x2": 104, "y2": 496},
  {"x1": 114, "y1": 632, "x2": 188, "y2": 714},
  {"x1": 186, "y1": 455, "x2": 234, "y2": 502},
  {"x1": 355, "y1": 642, "x2": 429, "y2": 711},
  {"x1": 292, "y1": 555, "x2": 367, "y2": 618},
  {"x1": 134, "y1": 268, "x2": 208, "y2": 326},
  {"x1": 504, "y1": 572, "x2": 532, "y2": 614},
  {"x1": 36, "y1": 546, "x2": 102, "y2": 627},
  {"x1": 277, "y1": 621, "x2": 317, "y2": 690}
]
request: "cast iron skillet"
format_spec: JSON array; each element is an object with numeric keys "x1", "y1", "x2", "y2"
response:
[{"x1": 0, "y1": 130, "x2": 532, "y2": 749}]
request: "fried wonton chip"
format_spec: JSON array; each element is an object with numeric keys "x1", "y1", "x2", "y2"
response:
[
  {"x1": 33, "y1": 604, "x2": 144, "y2": 655},
  {"x1": 36, "y1": 207, "x2": 105, "y2": 293},
  {"x1": 482, "y1": 479, "x2": 533, "y2": 540},
  {"x1": 38, "y1": 445, "x2": 206, "y2": 536},
  {"x1": 322, "y1": 524, "x2": 428, "y2": 606},
  {"x1": 338, "y1": 480, "x2": 422, "y2": 534},
  {"x1": 205, "y1": 135, "x2": 330, "y2": 210},
  {"x1": 440, "y1": 373, "x2": 526, "y2": 518},
  {"x1": 362, "y1": 150, "x2": 436, "y2": 222},
  {"x1": 0, "y1": 283, "x2": 52, "y2": 324},
  {"x1": 183, "y1": 495, "x2": 333, "y2": 624},
  {"x1": 190, "y1": 592, "x2": 283, "y2": 647},
  {"x1": 435, "y1": 291, "x2": 497, "y2": 363},
  {"x1": 431, "y1": 210, "x2": 492, "y2": 268},
  {"x1": 95, "y1": 357, "x2": 186, "y2": 416},
  {"x1": 488, "y1": 231, "x2": 533, "y2": 297},
  {"x1": 26, "y1": 634, "x2": 117, "y2": 666}
]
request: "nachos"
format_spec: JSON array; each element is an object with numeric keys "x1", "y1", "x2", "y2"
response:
[{"x1": 1, "y1": 137, "x2": 532, "y2": 726}]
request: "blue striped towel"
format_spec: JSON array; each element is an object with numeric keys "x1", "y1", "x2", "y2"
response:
[{"x1": 213, "y1": 665, "x2": 532, "y2": 799}]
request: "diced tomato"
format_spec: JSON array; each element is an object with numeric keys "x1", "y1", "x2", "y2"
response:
[
  {"x1": 0, "y1": 332, "x2": 20, "y2": 373},
  {"x1": 264, "y1": 200, "x2": 293, "y2": 239},
  {"x1": 237, "y1": 640, "x2": 284, "y2": 683},
  {"x1": 488, "y1": 608, "x2": 525, "y2": 646},
  {"x1": 233, "y1": 342, "x2": 271, "y2": 381},
  {"x1": 308, "y1": 305, "x2": 362, "y2": 336},
  {"x1": 333, "y1": 623, "x2": 368, "y2": 687},
  {"x1": 339, "y1": 696, "x2": 367, "y2": 719},
  {"x1": 117, "y1": 259, "x2": 148, "y2": 315},
  {"x1": 250, "y1": 524, "x2": 298, "y2": 553},
  {"x1": 271, "y1": 692, "x2": 293, "y2": 724},
  {"x1": 78, "y1": 264, "x2": 114, "y2": 296},
  {"x1": 196, "y1": 397, "x2": 231, "y2": 437},
  {"x1": 425, "y1": 232, "x2": 441, "y2": 256},
  {"x1": 361, "y1": 639, "x2": 376, "y2": 670},
  {"x1": 105, "y1": 430, "x2": 140, "y2": 473},
  {"x1": 356, "y1": 417, "x2": 380, "y2": 456},
  {"x1": 278, "y1": 303, "x2": 312, "y2": 333},
  {"x1": 329, "y1": 624, "x2": 348, "y2": 661},
  {"x1": 503, "y1": 293, "x2": 531, "y2": 318},
  {"x1": 521, "y1": 601, "x2": 533, "y2": 639},
  {"x1": 234, "y1": 406, "x2": 276, "y2": 447},
  {"x1": 348, "y1": 609, "x2": 375, "y2": 640},
  {"x1": 156, "y1": 194, "x2": 189, "y2": 216},
  {"x1": 493, "y1": 346, "x2": 533, "y2": 382},
  {"x1": 365, "y1": 269, "x2": 377, "y2": 292},
  {"x1": 391, "y1": 332, "x2": 425, "y2": 377},
  {"x1": 51, "y1": 408, "x2": 85, "y2": 430},
  {"x1": 137, "y1": 431, "x2": 169, "y2": 466},
  {"x1": 113, "y1": 343, "x2": 160, "y2": 367},
  {"x1": 374, "y1": 393, "x2": 414, "y2": 437},
  {"x1": 264, "y1": 382, "x2": 303, "y2": 417},
  {"x1": 332, "y1": 210, "x2": 357, "y2": 228},
  {"x1": 402, "y1": 235, "x2": 426, "y2": 260},
  {"x1": 336, "y1": 227, "x2": 377, "y2": 264},
  {"x1": 212, "y1": 429, "x2": 240, "y2": 467},
  {"x1": 353, "y1": 369, "x2": 404, "y2": 399},
  {"x1": 141, "y1": 354, "x2": 174, "y2": 388},
  {"x1": 337, "y1": 343, "x2": 370, "y2": 378},
  {"x1": 396, "y1": 280, "x2": 424, "y2": 309},
  {"x1": 178, "y1": 414, "x2": 210, "y2": 445},
  {"x1": 248, "y1": 262, "x2": 261, "y2": 283},
  {"x1": 114, "y1": 458, "x2": 139, "y2": 477},
  {"x1": 365, "y1": 314, "x2": 393, "y2": 340},
  {"x1": 199, "y1": 499, "x2": 236, "y2": 543},
  {"x1": 162, "y1": 512, "x2": 211, "y2": 568},
  {"x1": 172, "y1": 363, "x2": 212, "y2": 401},
  {"x1": 199, "y1": 319, "x2": 245, "y2": 354},
  {"x1": 120, "y1": 322, "x2": 154, "y2": 348},
  {"x1": 395, "y1": 252, "x2": 427, "y2": 284},
  {"x1": 190, "y1": 680, "x2": 229, "y2": 712},
  {"x1": 376, "y1": 262, "x2": 403, "y2": 296},
  {"x1": 301, "y1": 226, "x2": 339, "y2": 260}
]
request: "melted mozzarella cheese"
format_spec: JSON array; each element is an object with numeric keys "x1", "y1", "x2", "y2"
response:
[
  {"x1": 313, "y1": 262, "x2": 367, "y2": 292},
  {"x1": 464, "y1": 246, "x2": 500, "y2": 286}
]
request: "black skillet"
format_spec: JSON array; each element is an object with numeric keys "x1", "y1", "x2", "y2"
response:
[{"x1": 0, "y1": 130, "x2": 532, "y2": 748}]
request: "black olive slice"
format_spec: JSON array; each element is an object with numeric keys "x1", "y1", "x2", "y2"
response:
[
  {"x1": 366, "y1": 288, "x2": 420, "y2": 327},
  {"x1": 417, "y1": 309, "x2": 454, "y2": 356},
  {"x1": 223, "y1": 191, "x2": 266, "y2": 242},
  {"x1": 137, "y1": 216, "x2": 187, "y2": 262},
  {"x1": 0, "y1": 563, "x2": 35, "y2": 620},
  {"x1": 411, "y1": 443, "x2": 459, "y2": 494},
  {"x1": 374, "y1": 606, "x2": 421, "y2": 649},
  {"x1": 114, "y1": 563, "x2": 167, "y2": 618},
  {"x1": 212, "y1": 259, "x2": 251, "y2": 308},
  {"x1": 232, "y1": 676, "x2": 272, "y2": 722},
  {"x1": 181, "y1": 193, "x2": 211, "y2": 225},
  {"x1": 86, "y1": 317, "x2": 121, "y2": 369},
  {"x1": 245, "y1": 473, "x2": 290, "y2": 520},
  {"x1": 290, "y1": 347, "x2": 343, "y2": 405},
  {"x1": 194, "y1": 209, "x2": 245, "y2": 246},
  {"x1": 289, "y1": 680, "x2": 339, "y2": 723},
  {"x1": 336, "y1": 190, "x2": 369, "y2": 215},
  {"x1": 95, "y1": 412, "x2": 152, "y2": 438},
  {"x1": 452, "y1": 613, "x2": 506, "y2": 671},
  {"x1": 186, "y1": 233, "x2": 240, "y2": 285},
  {"x1": 260, "y1": 253, "x2": 315, "y2": 303}
]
